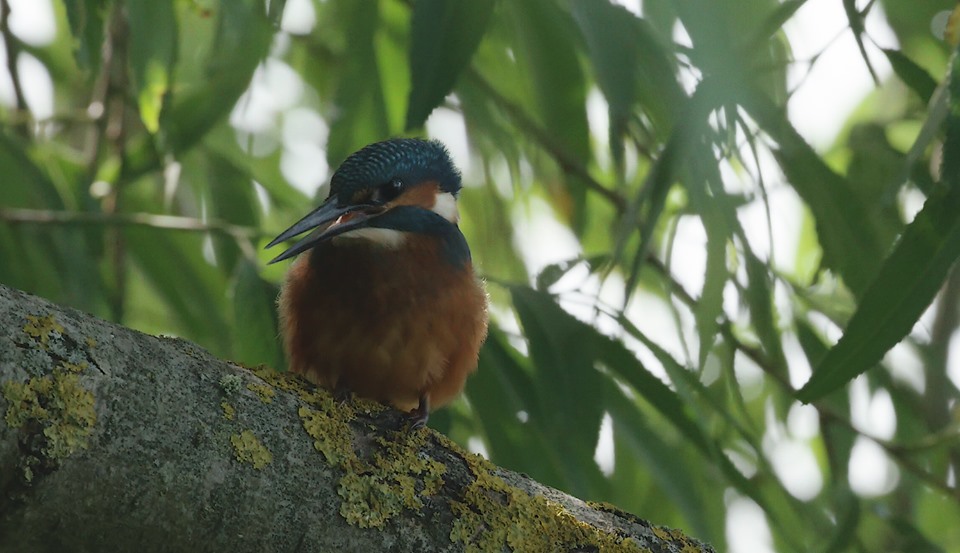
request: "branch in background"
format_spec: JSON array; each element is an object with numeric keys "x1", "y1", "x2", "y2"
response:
[
  {"x1": 100, "y1": 5, "x2": 132, "y2": 324},
  {"x1": 465, "y1": 69, "x2": 628, "y2": 213},
  {"x1": 0, "y1": 207, "x2": 261, "y2": 259},
  {"x1": 645, "y1": 254, "x2": 960, "y2": 503},
  {"x1": 0, "y1": 0, "x2": 29, "y2": 138},
  {"x1": 922, "y1": 262, "x2": 960, "y2": 478}
]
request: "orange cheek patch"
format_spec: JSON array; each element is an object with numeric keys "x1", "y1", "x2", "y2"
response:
[{"x1": 391, "y1": 181, "x2": 440, "y2": 210}]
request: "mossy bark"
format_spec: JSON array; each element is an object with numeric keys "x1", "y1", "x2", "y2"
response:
[{"x1": 0, "y1": 284, "x2": 715, "y2": 553}]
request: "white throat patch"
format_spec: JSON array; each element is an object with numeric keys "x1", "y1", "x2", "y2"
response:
[
  {"x1": 333, "y1": 227, "x2": 406, "y2": 248},
  {"x1": 432, "y1": 192, "x2": 459, "y2": 222}
]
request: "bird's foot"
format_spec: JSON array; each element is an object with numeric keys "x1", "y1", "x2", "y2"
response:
[
  {"x1": 405, "y1": 395, "x2": 430, "y2": 431},
  {"x1": 332, "y1": 383, "x2": 352, "y2": 405}
]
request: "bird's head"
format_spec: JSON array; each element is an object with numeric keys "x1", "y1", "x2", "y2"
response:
[{"x1": 266, "y1": 138, "x2": 463, "y2": 264}]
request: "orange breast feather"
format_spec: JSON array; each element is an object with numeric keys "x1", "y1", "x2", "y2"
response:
[{"x1": 278, "y1": 235, "x2": 488, "y2": 412}]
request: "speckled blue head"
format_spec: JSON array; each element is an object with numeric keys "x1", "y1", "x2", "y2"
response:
[
  {"x1": 266, "y1": 138, "x2": 470, "y2": 266},
  {"x1": 330, "y1": 138, "x2": 461, "y2": 203}
]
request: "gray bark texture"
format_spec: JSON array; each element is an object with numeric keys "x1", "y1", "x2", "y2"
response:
[{"x1": 0, "y1": 283, "x2": 715, "y2": 552}]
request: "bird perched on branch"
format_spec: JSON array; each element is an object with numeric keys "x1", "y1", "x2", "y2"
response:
[{"x1": 266, "y1": 138, "x2": 488, "y2": 428}]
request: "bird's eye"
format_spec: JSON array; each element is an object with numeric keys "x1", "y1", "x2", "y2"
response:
[{"x1": 375, "y1": 177, "x2": 405, "y2": 203}]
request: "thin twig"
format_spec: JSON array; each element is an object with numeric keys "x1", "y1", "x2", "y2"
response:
[
  {"x1": 464, "y1": 68, "x2": 628, "y2": 213},
  {"x1": 0, "y1": 0, "x2": 28, "y2": 137},
  {"x1": 100, "y1": 5, "x2": 130, "y2": 323},
  {"x1": 644, "y1": 254, "x2": 960, "y2": 501},
  {"x1": 0, "y1": 207, "x2": 261, "y2": 242}
]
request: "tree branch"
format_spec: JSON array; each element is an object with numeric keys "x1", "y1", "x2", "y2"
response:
[
  {"x1": 0, "y1": 207, "x2": 260, "y2": 259},
  {"x1": 464, "y1": 69, "x2": 629, "y2": 213},
  {"x1": 0, "y1": 283, "x2": 715, "y2": 552}
]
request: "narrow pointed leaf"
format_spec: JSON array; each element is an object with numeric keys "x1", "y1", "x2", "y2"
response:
[
  {"x1": 882, "y1": 49, "x2": 937, "y2": 104},
  {"x1": 63, "y1": 0, "x2": 106, "y2": 69},
  {"x1": 326, "y1": 0, "x2": 391, "y2": 166},
  {"x1": 571, "y1": 1, "x2": 681, "y2": 140},
  {"x1": 405, "y1": 0, "x2": 494, "y2": 129},
  {"x1": 742, "y1": 90, "x2": 886, "y2": 296},
  {"x1": 797, "y1": 51, "x2": 960, "y2": 402},
  {"x1": 695, "y1": 230, "x2": 726, "y2": 368},
  {"x1": 231, "y1": 260, "x2": 283, "y2": 370},
  {"x1": 127, "y1": 1, "x2": 177, "y2": 133},
  {"x1": 164, "y1": 0, "x2": 272, "y2": 152},
  {"x1": 466, "y1": 330, "x2": 566, "y2": 486},
  {"x1": 510, "y1": 287, "x2": 605, "y2": 459}
]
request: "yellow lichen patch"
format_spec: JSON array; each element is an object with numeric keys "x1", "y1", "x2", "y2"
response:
[
  {"x1": 248, "y1": 364, "x2": 383, "y2": 421},
  {"x1": 23, "y1": 314, "x2": 64, "y2": 346},
  {"x1": 337, "y1": 471, "x2": 402, "y2": 528},
  {"x1": 252, "y1": 365, "x2": 304, "y2": 394},
  {"x1": 658, "y1": 526, "x2": 705, "y2": 553},
  {"x1": 85, "y1": 337, "x2": 97, "y2": 348},
  {"x1": 240, "y1": 364, "x2": 443, "y2": 529},
  {"x1": 246, "y1": 382, "x2": 275, "y2": 404},
  {"x1": 652, "y1": 526, "x2": 671, "y2": 541},
  {"x1": 449, "y1": 453, "x2": 648, "y2": 553},
  {"x1": 335, "y1": 432, "x2": 448, "y2": 529},
  {"x1": 60, "y1": 361, "x2": 88, "y2": 373},
  {"x1": 221, "y1": 401, "x2": 236, "y2": 421},
  {"x1": 230, "y1": 429, "x2": 272, "y2": 469},
  {"x1": 299, "y1": 405, "x2": 356, "y2": 467},
  {"x1": 298, "y1": 403, "x2": 447, "y2": 529},
  {"x1": 2, "y1": 372, "x2": 97, "y2": 460}
]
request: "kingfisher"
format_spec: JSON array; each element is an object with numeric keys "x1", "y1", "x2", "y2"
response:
[{"x1": 266, "y1": 138, "x2": 488, "y2": 428}]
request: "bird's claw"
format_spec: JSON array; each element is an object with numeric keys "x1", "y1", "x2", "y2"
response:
[
  {"x1": 405, "y1": 395, "x2": 430, "y2": 431},
  {"x1": 332, "y1": 383, "x2": 352, "y2": 405}
]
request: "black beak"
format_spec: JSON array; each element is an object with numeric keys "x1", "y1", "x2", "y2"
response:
[{"x1": 265, "y1": 197, "x2": 383, "y2": 264}]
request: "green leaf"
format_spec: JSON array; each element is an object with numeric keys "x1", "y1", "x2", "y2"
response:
[
  {"x1": 797, "y1": 51, "x2": 960, "y2": 402},
  {"x1": 127, "y1": 0, "x2": 177, "y2": 133},
  {"x1": 203, "y1": 152, "x2": 260, "y2": 273},
  {"x1": 0, "y1": 136, "x2": 107, "y2": 314},
  {"x1": 534, "y1": 255, "x2": 608, "y2": 291},
  {"x1": 63, "y1": 0, "x2": 107, "y2": 70},
  {"x1": 742, "y1": 90, "x2": 886, "y2": 296},
  {"x1": 695, "y1": 229, "x2": 726, "y2": 368},
  {"x1": 231, "y1": 260, "x2": 283, "y2": 369},
  {"x1": 888, "y1": 517, "x2": 948, "y2": 553},
  {"x1": 618, "y1": 129, "x2": 679, "y2": 298},
  {"x1": 164, "y1": 0, "x2": 273, "y2": 152},
  {"x1": 466, "y1": 330, "x2": 567, "y2": 487},
  {"x1": 267, "y1": 0, "x2": 288, "y2": 26},
  {"x1": 592, "y1": 315, "x2": 713, "y2": 454},
  {"x1": 405, "y1": 0, "x2": 494, "y2": 130},
  {"x1": 882, "y1": 49, "x2": 938, "y2": 104},
  {"x1": 743, "y1": 248, "x2": 786, "y2": 374},
  {"x1": 326, "y1": 0, "x2": 391, "y2": 167},
  {"x1": 676, "y1": 0, "x2": 788, "y2": 103},
  {"x1": 748, "y1": 0, "x2": 804, "y2": 45},
  {"x1": 124, "y1": 226, "x2": 230, "y2": 354},
  {"x1": 509, "y1": 287, "x2": 605, "y2": 452},
  {"x1": 570, "y1": 1, "x2": 681, "y2": 146},
  {"x1": 506, "y1": 0, "x2": 589, "y2": 156},
  {"x1": 203, "y1": 126, "x2": 309, "y2": 213},
  {"x1": 604, "y1": 381, "x2": 719, "y2": 545},
  {"x1": 505, "y1": 0, "x2": 591, "y2": 229},
  {"x1": 820, "y1": 491, "x2": 860, "y2": 553}
]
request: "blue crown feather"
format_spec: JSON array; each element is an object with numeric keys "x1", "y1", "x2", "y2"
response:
[{"x1": 330, "y1": 138, "x2": 462, "y2": 202}]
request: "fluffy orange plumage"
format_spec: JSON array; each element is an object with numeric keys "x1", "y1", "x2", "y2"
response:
[
  {"x1": 269, "y1": 138, "x2": 488, "y2": 427},
  {"x1": 279, "y1": 234, "x2": 488, "y2": 413}
]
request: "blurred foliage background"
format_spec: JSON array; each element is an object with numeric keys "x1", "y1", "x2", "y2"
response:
[{"x1": 1, "y1": 0, "x2": 959, "y2": 551}]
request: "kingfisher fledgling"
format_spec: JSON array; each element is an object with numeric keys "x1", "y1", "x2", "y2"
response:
[{"x1": 266, "y1": 138, "x2": 488, "y2": 428}]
